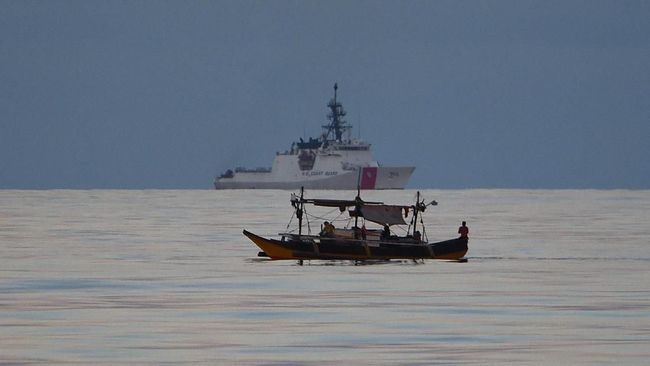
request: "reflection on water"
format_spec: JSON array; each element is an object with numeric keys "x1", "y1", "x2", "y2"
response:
[{"x1": 1, "y1": 189, "x2": 649, "y2": 365}]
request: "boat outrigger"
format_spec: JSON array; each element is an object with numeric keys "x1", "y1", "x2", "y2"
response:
[{"x1": 243, "y1": 187, "x2": 468, "y2": 262}]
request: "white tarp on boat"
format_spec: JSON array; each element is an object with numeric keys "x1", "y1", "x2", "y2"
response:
[{"x1": 360, "y1": 205, "x2": 407, "y2": 226}]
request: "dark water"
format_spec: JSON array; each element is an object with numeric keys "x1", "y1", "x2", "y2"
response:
[{"x1": 1, "y1": 189, "x2": 649, "y2": 365}]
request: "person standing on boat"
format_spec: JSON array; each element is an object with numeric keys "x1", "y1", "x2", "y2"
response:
[
  {"x1": 381, "y1": 224, "x2": 390, "y2": 240},
  {"x1": 458, "y1": 221, "x2": 469, "y2": 239}
]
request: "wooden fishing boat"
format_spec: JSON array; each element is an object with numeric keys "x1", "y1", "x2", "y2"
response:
[{"x1": 243, "y1": 187, "x2": 469, "y2": 262}]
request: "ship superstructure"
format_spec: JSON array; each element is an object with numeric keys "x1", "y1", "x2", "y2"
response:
[{"x1": 214, "y1": 84, "x2": 414, "y2": 190}]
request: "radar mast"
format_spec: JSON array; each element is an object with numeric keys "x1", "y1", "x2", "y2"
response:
[{"x1": 323, "y1": 83, "x2": 351, "y2": 142}]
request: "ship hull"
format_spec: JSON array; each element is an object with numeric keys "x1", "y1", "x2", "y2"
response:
[
  {"x1": 215, "y1": 166, "x2": 415, "y2": 190},
  {"x1": 243, "y1": 230, "x2": 468, "y2": 261}
]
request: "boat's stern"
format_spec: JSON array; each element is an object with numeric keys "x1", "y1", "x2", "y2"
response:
[{"x1": 430, "y1": 237, "x2": 469, "y2": 260}]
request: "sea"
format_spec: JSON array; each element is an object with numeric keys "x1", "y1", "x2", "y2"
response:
[{"x1": 1, "y1": 189, "x2": 649, "y2": 365}]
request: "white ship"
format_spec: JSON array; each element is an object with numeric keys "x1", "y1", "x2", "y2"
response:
[{"x1": 214, "y1": 84, "x2": 415, "y2": 190}]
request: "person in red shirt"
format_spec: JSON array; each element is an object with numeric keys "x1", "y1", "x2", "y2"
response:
[{"x1": 458, "y1": 221, "x2": 469, "y2": 238}]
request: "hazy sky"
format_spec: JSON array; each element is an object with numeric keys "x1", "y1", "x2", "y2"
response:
[{"x1": 2, "y1": 0, "x2": 649, "y2": 189}]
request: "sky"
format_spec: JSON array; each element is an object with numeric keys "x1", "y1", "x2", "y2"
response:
[{"x1": 1, "y1": 0, "x2": 649, "y2": 189}]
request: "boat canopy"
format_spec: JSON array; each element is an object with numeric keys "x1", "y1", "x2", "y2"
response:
[
  {"x1": 291, "y1": 194, "x2": 411, "y2": 226},
  {"x1": 352, "y1": 204, "x2": 409, "y2": 226}
]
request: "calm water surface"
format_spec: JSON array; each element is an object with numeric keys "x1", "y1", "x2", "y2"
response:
[{"x1": 1, "y1": 189, "x2": 649, "y2": 365}]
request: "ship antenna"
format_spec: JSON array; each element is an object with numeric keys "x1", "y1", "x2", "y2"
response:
[
  {"x1": 357, "y1": 108, "x2": 361, "y2": 139},
  {"x1": 354, "y1": 169, "x2": 361, "y2": 228},
  {"x1": 332, "y1": 83, "x2": 338, "y2": 141}
]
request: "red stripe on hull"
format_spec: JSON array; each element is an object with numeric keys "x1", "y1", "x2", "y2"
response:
[{"x1": 360, "y1": 167, "x2": 377, "y2": 189}]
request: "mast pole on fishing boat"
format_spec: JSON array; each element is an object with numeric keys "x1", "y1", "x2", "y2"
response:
[
  {"x1": 298, "y1": 186, "x2": 304, "y2": 236},
  {"x1": 412, "y1": 191, "x2": 420, "y2": 236}
]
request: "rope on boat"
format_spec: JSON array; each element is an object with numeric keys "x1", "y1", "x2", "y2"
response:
[
  {"x1": 304, "y1": 207, "x2": 346, "y2": 224},
  {"x1": 344, "y1": 217, "x2": 353, "y2": 229},
  {"x1": 304, "y1": 206, "x2": 312, "y2": 235},
  {"x1": 420, "y1": 215, "x2": 428, "y2": 242},
  {"x1": 392, "y1": 225, "x2": 409, "y2": 235},
  {"x1": 285, "y1": 208, "x2": 296, "y2": 232}
]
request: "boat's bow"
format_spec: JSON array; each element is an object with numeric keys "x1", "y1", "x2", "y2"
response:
[{"x1": 243, "y1": 230, "x2": 296, "y2": 260}]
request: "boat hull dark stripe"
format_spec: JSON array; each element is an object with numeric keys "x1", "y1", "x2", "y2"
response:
[
  {"x1": 370, "y1": 243, "x2": 431, "y2": 259},
  {"x1": 318, "y1": 238, "x2": 368, "y2": 257}
]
